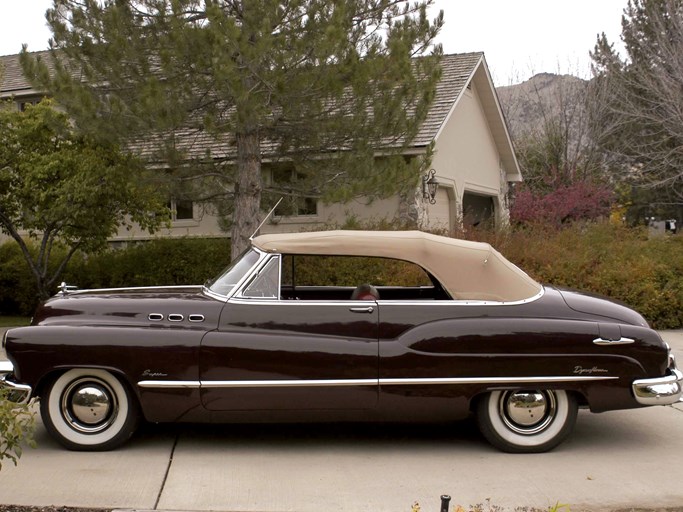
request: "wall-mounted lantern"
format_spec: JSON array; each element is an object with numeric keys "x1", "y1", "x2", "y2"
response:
[{"x1": 422, "y1": 169, "x2": 439, "y2": 204}]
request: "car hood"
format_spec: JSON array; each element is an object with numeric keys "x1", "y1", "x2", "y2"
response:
[
  {"x1": 555, "y1": 287, "x2": 649, "y2": 327},
  {"x1": 32, "y1": 285, "x2": 222, "y2": 327}
]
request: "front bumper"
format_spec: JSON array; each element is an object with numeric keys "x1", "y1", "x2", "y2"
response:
[
  {"x1": 632, "y1": 368, "x2": 683, "y2": 406},
  {"x1": 0, "y1": 361, "x2": 32, "y2": 404}
]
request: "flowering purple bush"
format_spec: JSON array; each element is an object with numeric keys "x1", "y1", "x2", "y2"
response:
[{"x1": 511, "y1": 180, "x2": 614, "y2": 226}]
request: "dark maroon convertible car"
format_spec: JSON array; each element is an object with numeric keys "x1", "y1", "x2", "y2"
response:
[{"x1": 1, "y1": 230, "x2": 681, "y2": 452}]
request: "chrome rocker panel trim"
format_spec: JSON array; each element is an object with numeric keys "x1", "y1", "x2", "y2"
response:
[
  {"x1": 632, "y1": 368, "x2": 683, "y2": 406},
  {"x1": 138, "y1": 374, "x2": 619, "y2": 390}
]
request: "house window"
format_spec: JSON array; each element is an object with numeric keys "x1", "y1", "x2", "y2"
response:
[
  {"x1": 168, "y1": 198, "x2": 194, "y2": 221},
  {"x1": 18, "y1": 100, "x2": 39, "y2": 112},
  {"x1": 271, "y1": 168, "x2": 318, "y2": 217}
]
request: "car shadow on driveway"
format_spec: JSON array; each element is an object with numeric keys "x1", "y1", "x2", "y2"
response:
[{"x1": 132, "y1": 416, "x2": 487, "y2": 451}]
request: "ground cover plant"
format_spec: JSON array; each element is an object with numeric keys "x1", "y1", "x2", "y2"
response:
[{"x1": 0, "y1": 390, "x2": 35, "y2": 470}]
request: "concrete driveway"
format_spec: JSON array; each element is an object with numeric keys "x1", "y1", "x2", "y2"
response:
[{"x1": 0, "y1": 331, "x2": 682, "y2": 512}]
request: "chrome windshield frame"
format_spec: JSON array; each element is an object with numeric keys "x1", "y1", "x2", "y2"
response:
[
  {"x1": 233, "y1": 253, "x2": 282, "y2": 301},
  {"x1": 202, "y1": 247, "x2": 270, "y2": 302}
]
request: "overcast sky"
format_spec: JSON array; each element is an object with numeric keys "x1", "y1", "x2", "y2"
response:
[{"x1": 0, "y1": 0, "x2": 628, "y2": 86}]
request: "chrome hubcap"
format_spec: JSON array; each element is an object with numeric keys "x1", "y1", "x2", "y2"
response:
[
  {"x1": 61, "y1": 378, "x2": 118, "y2": 434},
  {"x1": 500, "y1": 390, "x2": 556, "y2": 435}
]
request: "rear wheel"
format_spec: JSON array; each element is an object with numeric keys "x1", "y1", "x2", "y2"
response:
[
  {"x1": 41, "y1": 369, "x2": 139, "y2": 451},
  {"x1": 476, "y1": 389, "x2": 577, "y2": 453}
]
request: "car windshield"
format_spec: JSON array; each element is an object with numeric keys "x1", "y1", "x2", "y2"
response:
[{"x1": 206, "y1": 249, "x2": 261, "y2": 296}]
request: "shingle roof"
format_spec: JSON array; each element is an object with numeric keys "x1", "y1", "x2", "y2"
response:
[
  {"x1": 1, "y1": 51, "x2": 526, "y2": 179},
  {"x1": 0, "y1": 50, "x2": 52, "y2": 97},
  {"x1": 1, "y1": 51, "x2": 482, "y2": 147},
  {"x1": 413, "y1": 52, "x2": 483, "y2": 146}
]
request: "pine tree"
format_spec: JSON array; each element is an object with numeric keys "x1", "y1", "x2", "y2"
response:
[
  {"x1": 590, "y1": 0, "x2": 683, "y2": 213},
  {"x1": 22, "y1": 1, "x2": 443, "y2": 258}
]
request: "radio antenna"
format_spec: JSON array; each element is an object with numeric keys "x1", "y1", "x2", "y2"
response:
[{"x1": 249, "y1": 197, "x2": 284, "y2": 240}]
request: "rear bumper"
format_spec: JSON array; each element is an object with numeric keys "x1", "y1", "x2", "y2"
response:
[
  {"x1": 0, "y1": 361, "x2": 32, "y2": 404},
  {"x1": 632, "y1": 368, "x2": 683, "y2": 406}
]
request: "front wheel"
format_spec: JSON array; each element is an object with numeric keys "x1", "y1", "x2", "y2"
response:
[
  {"x1": 476, "y1": 389, "x2": 578, "y2": 453},
  {"x1": 41, "y1": 369, "x2": 139, "y2": 451}
]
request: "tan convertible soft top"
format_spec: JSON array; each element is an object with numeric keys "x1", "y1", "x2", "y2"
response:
[{"x1": 252, "y1": 230, "x2": 542, "y2": 302}]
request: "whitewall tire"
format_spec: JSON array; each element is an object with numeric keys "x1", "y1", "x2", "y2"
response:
[
  {"x1": 41, "y1": 369, "x2": 139, "y2": 451},
  {"x1": 476, "y1": 389, "x2": 578, "y2": 453}
]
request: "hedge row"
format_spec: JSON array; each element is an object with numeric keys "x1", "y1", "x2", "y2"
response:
[
  {"x1": 0, "y1": 223, "x2": 681, "y2": 329},
  {"x1": 0, "y1": 238, "x2": 231, "y2": 316},
  {"x1": 468, "y1": 223, "x2": 683, "y2": 330}
]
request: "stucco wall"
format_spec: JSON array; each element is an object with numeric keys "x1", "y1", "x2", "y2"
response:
[
  {"x1": 261, "y1": 196, "x2": 402, "y2": 235},
  {"x1": 111, "y1": 203, "x2": 225, "y2": 242},
  {"x1": 429, "y1": 79, "x2": 507, "y2": 229}
]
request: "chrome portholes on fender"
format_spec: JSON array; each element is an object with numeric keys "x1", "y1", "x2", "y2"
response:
[
  {"x1": 41, "y1": 369, "x2": 139, "y2": 451},
  {"x1": 476, "y1": 389, "x2": 578, "y2": 453},
  {"x1": 147, "y1": 313, "x2": 206, "y2": 323}
]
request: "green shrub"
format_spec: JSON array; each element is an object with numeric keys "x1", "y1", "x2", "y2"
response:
[
  {"x1": 63, "y1": 237, "x2": 231, "y2": 289},
  {"x1": 0, "y1": 237, "x2": 231, "y2": 316},
  {"x1": 0, "y1": 389, "x2": 36, "y2": 470},
  {"x1": 0, "y1": 243, "x2": 47, "y2": 316},
  {"x1": 470, "y1": 223, "x2": 683, "y2": 329},
  {"x1": 1, "y1": 224, "x2": 681, "y2": 329}
]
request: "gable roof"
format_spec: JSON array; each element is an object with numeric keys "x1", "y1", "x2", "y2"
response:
[
  {"x1": 0, "y1": 51, "x2": 520, "y2": 178},
  {"x1": 413, "y1": 52, "x2": 483, "y2": 146},
  {"x1": 416, "y1": 52, "x2": 521, "y2": 182}
]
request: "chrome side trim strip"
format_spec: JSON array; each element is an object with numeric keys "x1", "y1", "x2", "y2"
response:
[
  {"x1": 379, "y1": 376, "x2": 618, "y2": 385},
  {"x1": 227, "y1": 288, "x2": 546, "y2": 307},
  {"x1": 137, "y1": 375, "x2": 618, "y2": 390},
  {"x1": 138, "y1": 381, "x2": 201, "y2": 389},
  {"x1": 201, "y1": 379, "x2": 378, "y2": 388},
  {"x1": 380, "y1": 287, "x2": 546, "y2": 307},
  {"x1": 62, "y1": 285, "x2": 202, "y2": 296}
]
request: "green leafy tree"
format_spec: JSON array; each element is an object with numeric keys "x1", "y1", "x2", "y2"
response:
[
  {"x1": 0, "y1": 389, "x2": 36, "y2": 470},
  {"x1": 0, "y1": 100, "x2": 168, "y2": 300},
  {"x1": 590, "y1": 0, "x2": 683, "y2": 217},
  {"x1": 21, "y1": 0, "x2": 443, "y2": 259}
]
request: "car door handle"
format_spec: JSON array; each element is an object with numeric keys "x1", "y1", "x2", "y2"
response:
[
  {"x1": 593, "y1": 337, "x2": 635, "y2": 345},
  {"x1": 349, "y1": 306, "x2": 374, "y2": 314}
]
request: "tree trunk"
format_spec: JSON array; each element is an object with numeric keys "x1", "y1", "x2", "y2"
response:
[{"x1": 230, "y1": 129, "x2": 263, "y2": 261}]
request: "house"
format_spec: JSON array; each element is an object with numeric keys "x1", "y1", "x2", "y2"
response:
[{"x1": 0, "y1": 51, "x2": 521, "y2": 241}]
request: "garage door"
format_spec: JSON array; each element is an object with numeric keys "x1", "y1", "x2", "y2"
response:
[{"x1": 427, "y1": 188, "x2": 451, "y2": 231}]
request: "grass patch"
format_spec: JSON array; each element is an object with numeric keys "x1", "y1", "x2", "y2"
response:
[{"x1": 0, "y1": 316, "x2": 30, "y2": 328}]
